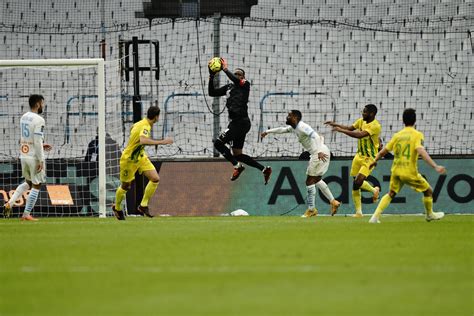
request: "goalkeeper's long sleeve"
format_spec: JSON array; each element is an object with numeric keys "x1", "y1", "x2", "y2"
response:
[{"x1": 208, "y1": 76, "x2": 228, "y2": 97}]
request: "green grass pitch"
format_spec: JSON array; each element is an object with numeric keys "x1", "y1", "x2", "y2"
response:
[{"x1": 1, "y1": 215, "x2": 473, "y2": 315}]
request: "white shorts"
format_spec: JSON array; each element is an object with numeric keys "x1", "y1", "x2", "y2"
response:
[
  {"x1": 306, "y1": 144, "x2": 330, "y2": 177},
  {"x1": 21, "y1": 157, "x2": 46, "y2": 185}
]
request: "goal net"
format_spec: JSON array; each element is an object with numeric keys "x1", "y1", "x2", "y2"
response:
[
  {"x1": 120, "y1": 16, "x2": 473, "y2": 159},
  {"x1": 1, "y1": 3, "x2": 472, "y2": 163},
  {"x1": 0, "y1": 59, "x2": 123, "y2": 217}
]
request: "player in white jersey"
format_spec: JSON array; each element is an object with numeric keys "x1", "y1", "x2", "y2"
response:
[
  {"x1": 261, "y1": 110, "x2": 341, "y2": 217},
  {"x1": 3, "y1": 95, "x2": 52, "y2": 221}
]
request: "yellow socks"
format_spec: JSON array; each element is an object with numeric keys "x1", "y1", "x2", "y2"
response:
[
  {"x1": 360, "y1": 180, "x2": 376, "y2": 193},
  {"x1": 115, "y1": 181, "x2": 160, "y2": 211},
  {"x1": 141, "y1": 181, "x2": 159, "y2": 207},
  {"x1": 352, "y1": 189, "x2": 362, "y2": 213},
  {"x1": 355, "y1": 181, "x2": 378, "y2": 215},
  {"x1": 423, "y1": 196, "x2": 433, "y2": 216},
  {"x1": 373, "y1": 194, "x2": 392, "y2": 219},
  {"x1": 115, "y1": 187, "x2": 127, "y2": 211}
]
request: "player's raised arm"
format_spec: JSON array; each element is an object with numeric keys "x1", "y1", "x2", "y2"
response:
[
  {"x1": 220, "y1": 58, "x2": 241, "y2": 85},
  {"x1": 324, "y1": 121, "x2": 355, "y2": 131},
  {"x1": 332, "y1": 127, "x2": 369, "y2": 139},
  {"x1": 261, "y1": 126, "x2": 292, "y2": 138},
  {"x1": 208, "y1": 75, "x2": 228, "y2": 97},
  {"x1": 208, "y1": 58, "x2": 228, "y2": 97}
]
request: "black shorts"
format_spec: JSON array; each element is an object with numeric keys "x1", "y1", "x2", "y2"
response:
[{"x1": 218, "y1": 118, "x2": 251, "y2": 149}]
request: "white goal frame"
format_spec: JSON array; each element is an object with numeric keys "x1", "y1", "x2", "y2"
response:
[{"x1": 0, "y1": 58, "x2": 107, "y2": 218}]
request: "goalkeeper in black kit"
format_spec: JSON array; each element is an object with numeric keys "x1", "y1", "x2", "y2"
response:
[{"x1": 208, "y1": 58, "x2": 272, "y2": 184}]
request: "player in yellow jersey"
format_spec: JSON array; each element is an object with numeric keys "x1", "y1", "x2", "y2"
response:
[
  {"x1": 325, "y1": 104, "x2": 381, "y2": 217},
  {"x1": 112, "y1": 106, "x2": 173, "y2": 220},
  {"x1": 368, "y1": 108, "x2": 446, "y2": 223}
]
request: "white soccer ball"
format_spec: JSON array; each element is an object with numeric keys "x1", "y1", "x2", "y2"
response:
[{"x1": 230, "y1": 209, "x2": 249, "y2": 216}]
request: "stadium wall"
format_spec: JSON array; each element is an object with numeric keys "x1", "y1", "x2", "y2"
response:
[
  {"x1": 150, "y1": 158, "x2": 473, "y2": 216},
  {"x1": 0, "y1": 158, "x2": 472, "y2": 216}
]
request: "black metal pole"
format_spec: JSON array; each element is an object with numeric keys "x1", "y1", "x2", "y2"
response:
[
  {"x1": 132, "y1": 36, "x2": 144, "y2": 213},
  {"x1": 212, "y1": 13, "x2": 221, "y2": 157},
  {"x1": 132, "y1": 36, "x2": 142, "y2": 123}
]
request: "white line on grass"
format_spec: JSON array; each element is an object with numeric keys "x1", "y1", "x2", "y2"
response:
[{"x1": 11, "y1": 265, "x2": 458, "y2": 274}]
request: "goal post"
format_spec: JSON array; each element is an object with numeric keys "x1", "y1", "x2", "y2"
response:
[{"x1": 0, "y1": 58, "x2": 109, "y2": 218}]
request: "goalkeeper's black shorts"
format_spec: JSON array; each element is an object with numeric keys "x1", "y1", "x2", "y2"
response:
[{"x1": 218, "y1": 118, "x2": 251, "y2": 150}]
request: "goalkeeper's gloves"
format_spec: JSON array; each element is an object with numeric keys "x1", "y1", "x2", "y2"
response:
[
  {"x1": 220, "y1": 58, "x2": 228, "y2": 71},
  {"x1": 208, "y1": 65, "x2": 215, "y2": 77}
]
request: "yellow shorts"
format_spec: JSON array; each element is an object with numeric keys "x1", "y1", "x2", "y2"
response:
[
  {"x1": 119, "y1": 157, "x2": 155, "y2": 183},
  {"x1": 389, "y1": 172, "x2": 430, "y2": 193},
  {"x1": 350, "y1": 154, "x2": 376, "y2": 177}
]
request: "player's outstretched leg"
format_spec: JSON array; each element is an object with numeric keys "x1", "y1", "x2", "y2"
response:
[
  {"x1": 4, "y1": 182, "x2": 30, "y2": 219},
  {"x1": 214, "y1": 139, "x2": 239, "y2": 165},
  {"x1": 360, "y1": 181, "x2": 380, "y2": 203},
  {"x1": 214, "y1": 139, "x2": 248, "y2": 181},
  {"x1": 233, "y1": 154, "x2": 272, "y2": 185},
  {"x1": 315, "y1": 180, "x2": 341, "y2": 216}
]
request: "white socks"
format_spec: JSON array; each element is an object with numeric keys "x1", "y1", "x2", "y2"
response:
[
  {"x1": 8, "y1": 182, "x2": 30, "y2": 206},
  {"x1": 315, "y1": 180, "x2": 335, "y2": 202},
  {"x1": 306, "y1": 184, "x2": 316, "y2": 209},
  {"x1": 24, "y1": 188, "x2": 40, "y2": 215}
]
